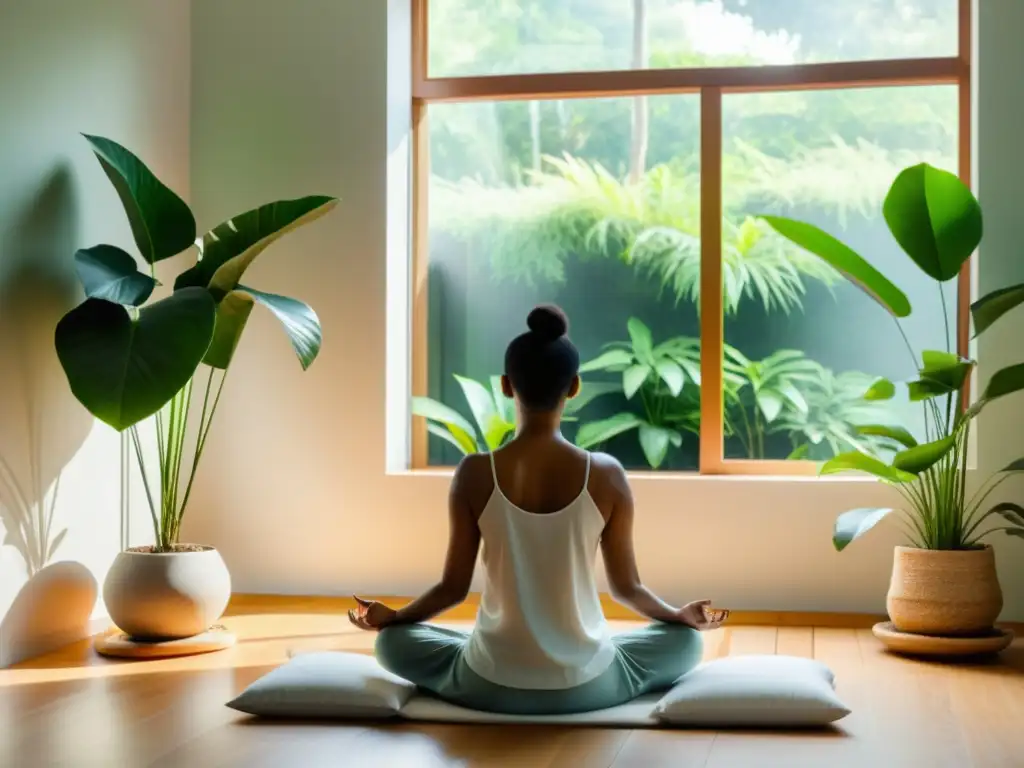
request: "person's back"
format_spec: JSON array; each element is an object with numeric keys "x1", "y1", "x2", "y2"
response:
[
  {"x1": 350, "y1": 305, "x2": 726, "y2": 715},
  {"x1": 462, "y1": 440, "x2": 615, "y2": 689}
]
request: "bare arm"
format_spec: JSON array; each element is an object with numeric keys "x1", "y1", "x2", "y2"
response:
[
  {"x1": 390, "y1": 456, "x2": 481, "y2": 626},
  {"x1": 599, "y1": 457, "x2": 683, "y2": 624}
]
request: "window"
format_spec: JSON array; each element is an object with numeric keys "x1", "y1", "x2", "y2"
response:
[{"x1": 410, "y1": 0, "x2": 971, "y2": 474}]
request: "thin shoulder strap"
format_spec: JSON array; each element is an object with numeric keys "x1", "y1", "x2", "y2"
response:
[
  {"x1": 582, "y1": 451, "x2": 592, "y2": 492},
  {"x1": 488, "y1": 450, "x2": 500, "y2": 487}
]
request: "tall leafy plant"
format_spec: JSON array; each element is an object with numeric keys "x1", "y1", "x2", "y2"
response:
[
  {"x1": 764, "y1": 162, "x2": 1024, "y2": 551},
  {"x1": 55, "y1": 135, "x2": 336, "y2": 551}
]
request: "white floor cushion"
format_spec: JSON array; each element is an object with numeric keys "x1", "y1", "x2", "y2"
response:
[
  {"x1": 227, "y1": 652, "x2": 416, "y2": 719},
  {"x1": 653, "y1": 655, "x2": 850, "y2": 727},
  {"x1": 399, "y1": 694, "x2": 661, "y2": 726}
]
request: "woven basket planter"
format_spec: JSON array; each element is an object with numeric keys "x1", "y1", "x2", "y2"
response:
[{"x1": 887, "y1": 545, "x2": 1002, "y2": 637}]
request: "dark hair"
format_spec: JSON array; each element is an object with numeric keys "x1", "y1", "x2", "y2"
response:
[{"x1": 504, "y1": 305, "x2": 580, "y2": 411}]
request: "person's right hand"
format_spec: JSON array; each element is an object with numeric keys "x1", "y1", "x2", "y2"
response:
[{"x1": 675, "y1": 599, "x2": 728, "y2": 631}]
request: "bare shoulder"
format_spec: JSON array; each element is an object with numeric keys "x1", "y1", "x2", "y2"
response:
[
  {"x1": 451, "y1": 452, "x2": 494, "y2": 509},
  {"x1": 587, "y1": 451, "x2": 632, "y2": 501}
]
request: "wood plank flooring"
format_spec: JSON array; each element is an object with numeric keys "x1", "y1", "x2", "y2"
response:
[{"x1": 3, "y1": 602, "x2": 1024, "y2": 767}]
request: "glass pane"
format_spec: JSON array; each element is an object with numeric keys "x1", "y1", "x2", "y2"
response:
[
  {"x1": 720, "y1": 85, "x2": 958, "y2": 462},
  {"x1": 424, "y1": 95, "x2": 701, "y2": 469},
  {"x1": 428, "y1": 0, "x2": 957, "y2": 78}
]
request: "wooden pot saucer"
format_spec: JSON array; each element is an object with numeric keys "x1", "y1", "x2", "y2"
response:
[
  {"x1": 94, "y1": 625, "x2": 236, "y2": 659},
  {"x1": 872, "y1": 621, "x2": 1013, "y2": 658}
]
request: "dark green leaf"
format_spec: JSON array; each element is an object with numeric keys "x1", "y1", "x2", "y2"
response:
[
  {"x1": 202, "y1": 291, "x2": 255, "y2": 369},
  {"x1": 1005, "y1": 528, "x2": 1024, "y2": 539},
  {"x1": 882, "y1": 163, "x2": 982, "y2": 282},
  {"x1": 891, "y1": 434, "x2": 956, "y2": 474},
  {"x1": 787, "y1": 443, "x2": 810, "y2": 460},
  {"x1": 575, "y1": 413, "x2": 642, "y2": 449},
  {"x1": 579, "y1": 348, "x2": 634, "y2": 373},
  {"x1": 240, "y1": 285, "x2": 321, "y2": 371},
  {"x1": 83, "y1": 134, "x2": 196, "y2": 264},
  {"x1": 820, "y1": 452, "x2": 917, "y2": 483},
  {"x1": 990, "y1": 502, "x2": 1024, "y2": 526},
  {"x1": 833, "y1": 508, "x2": 893, "y2": 552},
  {"x1": 74, "y1": 245, "x2": 157, "y2": 306},
  {"x1": 982, "y1": 362, "x2": 1024, "y2": 403},
  {"x1": 55, "y1": 289, "x2": 216, "y2": 431},
  {"x1": 175, "y1": 196, "x2": 338, "y2": 294},
  {"x1": 1001, "y1": 458, "x2": 1024, "y2": 472},
  {"x1": 972, "y1": 283, "x2": 1024, "y2": 337},
  {"x1": 920, "y1": 349, "x2": 974, "y2": 391},
  {"x1": 638, "y1": 423, "x2": 678, "y2": 469},
  {"x1": 856, "y1": 424, "x2": 918, "y2": 449},
  {"x1": 761, "y1": 216, "x2": 911, "y2": 317},
  {"x1": 907, "y1": 377, "x2": 957, "y2": 401}
]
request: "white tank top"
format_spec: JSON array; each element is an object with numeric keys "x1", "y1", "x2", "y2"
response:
[{"x1": 463, "y1": 451, "x2": 616, "y2": 690}]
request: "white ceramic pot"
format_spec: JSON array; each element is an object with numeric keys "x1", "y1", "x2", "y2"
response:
[
  {"x1": 103, "y1": 546, "x2": 231, "y2": 639},
  {"x1": 887, "y1": 545, "x2": 1002, "y2": 637}
]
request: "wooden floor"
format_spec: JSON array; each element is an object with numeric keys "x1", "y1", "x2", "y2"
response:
[{"x1": 4, "y1": 601, "x2": 1024, "y2": 768}]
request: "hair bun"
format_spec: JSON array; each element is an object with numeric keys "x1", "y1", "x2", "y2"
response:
[{"x1": 527, "y1": 304, "x2": 569, "y2": 341}]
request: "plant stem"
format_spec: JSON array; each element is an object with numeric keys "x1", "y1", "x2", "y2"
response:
[
  {"x1": 129, "y1": 425, "x2": 161, "y2": 549},
  {"x1": 939, "y1": 283, "x2": 951, "y2": 355},
  {"x1": 178, "y1": 367, "x2": 228, "y2": 527}
]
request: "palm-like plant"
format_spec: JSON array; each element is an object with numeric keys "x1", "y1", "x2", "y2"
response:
[{"x1": 764, "y1": 162, "x2": 1024, "y2": 551}]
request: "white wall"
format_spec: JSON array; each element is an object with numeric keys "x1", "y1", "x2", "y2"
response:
[
  {"x1": 0, "y1": 0, "x2": 190, "y2": 666},
  {"x1": 185, "y1": 0, "x2": 1024, "y2": 619}
]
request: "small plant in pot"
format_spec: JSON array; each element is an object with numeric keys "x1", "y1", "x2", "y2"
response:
[
  {"x1": 764, "y1": 162, "x2": 1024, "y2": 638},
  {"x1": 56, "y1": 135, "x2": 336, "y2": 640}
]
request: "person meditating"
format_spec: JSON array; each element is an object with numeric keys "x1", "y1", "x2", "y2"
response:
[{"x1": 348, "y1": 305, "x2": 726, "y2": 715}]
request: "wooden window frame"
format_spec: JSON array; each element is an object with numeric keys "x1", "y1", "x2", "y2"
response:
[{"x1": 409, "y1": 0, "x2": 973, "y2": 474}]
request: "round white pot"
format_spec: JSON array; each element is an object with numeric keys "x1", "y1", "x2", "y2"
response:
[{"x1": 103, "y1": 546, "x2": 231, "y2": 640}]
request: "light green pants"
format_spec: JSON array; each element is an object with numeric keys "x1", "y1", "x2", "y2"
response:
[{"x1": 375, "y1": 622, "x2": 702, "y2": 715}]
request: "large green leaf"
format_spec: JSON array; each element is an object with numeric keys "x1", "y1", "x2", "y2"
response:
[
  {"x1": 426, "y1": 423, "x2": 475, "y2": 456},
  {"x1": 579, "y1": 348, "x2": 633, "y2": 373},
  {"x1": 623, "y1": 364, "x2": 651, "y2": 399},
  {"x1": 241, "y1": 286, "x2": 321, "y2": 371},
  {"x1": 761, "y1": 216, "x2": 911, "y2": 317},
  {"x1": 74, "y1": 245, "x2": 157, "y2": 306},
  {"x1": 55, "y1": 289, "x2": 216, "y2": 431},
  {"x1": 638, "y1": 423, "x2": 681, "y2": 469},
  {"x1": 1002, "y1": 458, "x2": 1024, "y2": 472},
  {"x1": 627, "y1": 317, "x2": 654, "y2": 364},
  {"x1": 83, "y1": 135, "x2": 196, "y2": 264},
  {"x1": 981, "y1": 362, "x2": 1024, "y2": 403},
  {"x1": 855, "y1": 424, "x2": 918, "y2": 449},
  {"x1": 411, "y1": 397, "x2": 478, "y2": 452},
  {"x1": 891, "y1": 435, "x2": 956, "y2": 474},
  {"x1": 454, "y1": 375, "x2": 503, "y2": 446},
  {"x1": 882, "y1": 163, "x2": 982, "y2": 282},
  {"x1": 564, "y1": 381, "x2": 619, "y2": 416},
  {"x1": 576, "y1": 412, "x2": 642, "y2": 449},
  {"x1": 972, "y1": 283, "x2": 1024, "y2": 337},
  {"x1": 654, "y1": 360, "x2": 684, "y2": 396},
  {"x1": 489, "y1": 376, "x2": 516, "y2": 423},
  {"x1": 864, "y1": 377, "x2": 896, "y2": 401},
  {"x1": 820, "y1": 452, "x2": 917, "y2": 483},
  {"x1": 202, "y1": 291, "x2": 255, "y2": 369},
  {"x1": 920, "y1": 350, "x2": 974, "y2": 391},
  {"x1": 833, "y1": 508, "x2": 894, "y2": 552},
  {"x1": 907, "y1": 377, "x2": 957, "y2": 401},
  {"x1": 175, "y1": 196, "x2": 338, "y2": 295}
]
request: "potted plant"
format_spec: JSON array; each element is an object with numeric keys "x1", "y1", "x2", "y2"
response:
[
  {"x1": 764, "y1": 162, "x2": 1024, "y2": 637},
  {"x1": 55, "y1": 135, "x2": 336, "y2": 639}
]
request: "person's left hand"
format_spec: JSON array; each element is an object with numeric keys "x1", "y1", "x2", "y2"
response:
[{"x1": 348, "y1": 596, "x2": 398, "y2": 631}]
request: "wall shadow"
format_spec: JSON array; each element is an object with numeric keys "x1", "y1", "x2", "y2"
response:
[
  {"x1": 0, "y1": 560, "x2": 97, "y2": 667},
  {"x1": 0, "y1": 166, "x2": 93, "y2": 576}
]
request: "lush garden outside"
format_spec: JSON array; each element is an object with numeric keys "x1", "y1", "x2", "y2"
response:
[{"x1": 415, "y1": 0, "x2": 960, "y2": 470}]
